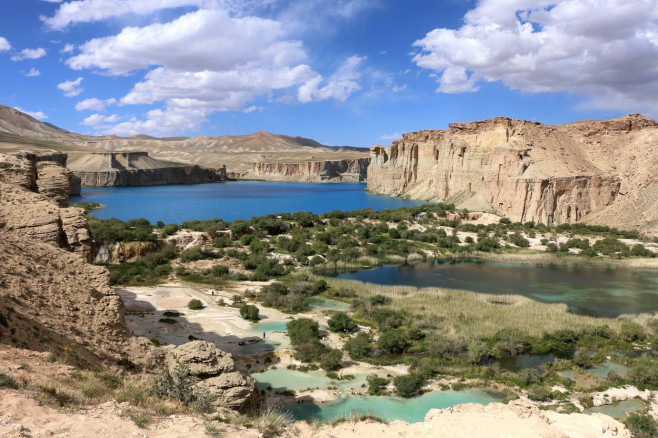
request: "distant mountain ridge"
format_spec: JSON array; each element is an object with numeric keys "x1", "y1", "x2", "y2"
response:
[{"x1": 0, "y1": 104, "x2": 367, "y2": 153}]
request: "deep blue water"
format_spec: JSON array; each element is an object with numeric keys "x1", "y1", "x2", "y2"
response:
[
  {"x1": 70, "y1": 181, "x2": 426, "y2": 224},
  {"x1": 325, "y1": 260, "x2": 658, "y2": 317}
]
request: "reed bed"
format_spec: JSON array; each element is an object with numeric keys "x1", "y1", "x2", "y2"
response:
[{"x1": 319, "y1": 276, "x2": 657, "y2": 339}]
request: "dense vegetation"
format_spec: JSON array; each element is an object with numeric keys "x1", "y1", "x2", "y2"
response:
[{"x1": 84, "y1": 204, "x2": 658, "y2": 415}]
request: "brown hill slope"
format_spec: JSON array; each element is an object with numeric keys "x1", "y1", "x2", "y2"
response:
[
  {"x1": 368, "y1": 114, "x2": 658, "y2": 235},
  {"x1": 0, "y1": 105, "x2": 368, "y2": 175}
]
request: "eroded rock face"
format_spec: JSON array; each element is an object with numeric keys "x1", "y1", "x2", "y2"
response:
[
  {"x1": 0, "y1": 151, "x2": 94, "y2": 260},
  {"x1": 68, "y1": 152, "x2": 226, "y2": 187},
  {"x1": 164, "y1": 341, "x2": 260, "y2": 413},
  {"x1": 0, "y1": 231, "x2": 127, "y2": 368},
  {"x1": 368, "y1": 114, "x2": 658, "y2": 233},
  {"x1": 251, "y1": 158, "x2": 370, "y2": 182}
]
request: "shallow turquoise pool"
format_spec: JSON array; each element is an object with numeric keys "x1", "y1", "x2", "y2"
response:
[
  {"x1": 254, "y1": 368, "x2": 371, "y2": 392},
  {"x1": 585, "y1": 399, "x2": 645, "y2": 419},
  {"x1": 285, "y1": 389, "x2": 506, "y2": 423}
]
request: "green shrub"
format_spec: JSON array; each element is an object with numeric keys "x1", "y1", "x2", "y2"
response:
[
  {"x1": 393, "y1": 373, "x2": 423, "y2": 398},
  {"x1": 624, "y1": 413, "x2": 658, "y2": 438},
  {"x1": 287, "y1": 318, "x2": 320, "y2": 346},
  {"x1": 187, "y1": 299, "x2": 205, "y2": 310},
  {"x1": 377, "y1": 329, "x2": 410, "y2": 355},
  {"x1": 0, "y1": 372, "x2": 17, "y2": 389},
  {"x1": 239, "y1": 304, "x2": 259, "y2": 321},
  {"x1": 328, "y1": 312, "x2": 358, "y2": 333},
  {"x1": 619, "y1": 321, "x2": 646, "y2": 342},
  {"x1": 319, "y1": 349, "x2": 343, "y2": 371},
  {"x1": 344, "y1": 332, "x2": 372, "y2": 359},
  {"x1": 629, "y1": 357, "x2": 658, "y2": 388},
  {"x1": 366, "y1": 374, "x2": 389, "y2": 395},
  {"x1": 466, "y1": 340, "x2": 491, "y2": 365},
  {"x1": 517, "y1": 368, "x2": 541, "y2": 386},
  {"x1": 527, "y1": 385, "x2": 552, "y2": 401}
]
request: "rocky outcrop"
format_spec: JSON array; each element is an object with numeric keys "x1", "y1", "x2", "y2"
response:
[
  {"x1": 368, "y1": 114, "x2": 658, "y2": 233},
  {"x1": 0, "y1": 150, "x2": 75, "y2": 206},
  {"x1": 68, "y1": 152, "x2": 226, "y2": 187},
  {"x1": 0, "y1": 231, "x2": 128, "y2": 368},
  {"x1": 0, "y1": 151, "x2": 94, "y2": 260},
  {"x1": 94, "y1": 241, "x2": 163, "y2": 264},
  {"x1": 164, "y1": 341, "x2": 260, "y2": 413},
  {"x1": 251, "y1": 158, "x2": 370, "y2": 182}
]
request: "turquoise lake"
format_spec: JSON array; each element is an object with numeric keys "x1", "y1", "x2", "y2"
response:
[
  {"x1": 285, "y1": 389, "x2": 506, "y2": 423},
  {"x1": 70, "y1": 181, "x2": 425, "y2": 224},
  {"x1": 326, "y1": 260, "x2": 658, "y2": 317}
]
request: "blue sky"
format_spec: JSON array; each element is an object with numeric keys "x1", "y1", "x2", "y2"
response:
[{"x1": 1, "y1": 0, "x2": 657, "y2": 147}]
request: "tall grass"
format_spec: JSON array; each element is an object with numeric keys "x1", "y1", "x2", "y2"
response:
[{"x1": 319, "y1": 275, "x2": 656, "y2": 339}]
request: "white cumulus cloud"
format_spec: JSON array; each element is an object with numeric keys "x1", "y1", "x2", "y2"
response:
[
  {"x1": 298, "y1": 55, "x2": 364, "y2": 103},
  {"x1": 42, "y1": 0, "x2": 220, "y2": 30},
  {"x1": 412, "y1": 0, "x2": 658, "y2": 112},
  {"x1": 61, "y1": 43, "x2": 75, "y2": 53},
  {"x1": 81, "y1": 113, "x2": 120, "y2": 126},
  {"x1": 75, "y1": 97, "x2": 116, "y2": 111},
  {"x1": 101, "y1": 107, "x2": 209, "y2": 136},
  {"x1": 11, "y1": 47, "x2": 47, "y2": 61},
  {"x1": 57, "y1": 77, "x2": 84, "y2": 97},
  {"x1": 0, "y1": 37, "x2": 10, "y2": 52},
  {"x1": 67, "y1": 9, "x2": 307, "y2": 75},
  {"x1": 14, "y1": 107, "x2": 48, "y2": 120},
  {"x1": 25, "y1": 68, "x2": 41, "y2": 77}
]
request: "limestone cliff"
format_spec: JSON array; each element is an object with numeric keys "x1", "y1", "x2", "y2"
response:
[
  {"x1": 251, "y1": 157, "x2": 369, "y2": 182},
  {"x1": 368, "y1": 114, "x2": 658, "y2": 233},
  {"x1": 0, "y1": 151, "x2": 94, "y2": 260},
  {"x1": 68, "y1": 152, "x2": 226, "y2": 187}
]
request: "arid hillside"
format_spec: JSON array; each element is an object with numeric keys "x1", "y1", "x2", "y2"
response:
[
  {"x1": 368, "y1": 114, "x2": 658, "y2": 235},
  {"x1": 0, "y1": 105, "x2": 369, "y2": 176}
]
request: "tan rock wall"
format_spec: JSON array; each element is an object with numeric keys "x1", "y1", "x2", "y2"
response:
[
  {"x1": 251, "y1": 158, "x2": 369, "y2": 182},
  {"x1": 368, "y1": 114, "x2": 657, "y2": 231}
]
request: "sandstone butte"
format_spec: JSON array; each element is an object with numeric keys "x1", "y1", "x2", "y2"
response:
[{"x1": 368, "y1": 114, "x2": 658, "y2": 235}]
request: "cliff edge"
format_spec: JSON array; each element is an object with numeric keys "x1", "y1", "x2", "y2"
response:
[
  {"x1": 251, "y1": 157, "x2": 369, "y2": 182},
  {"x1": 67, "y1": 151, "x2": 226, "y2": 187},
  {"x1": 368, "y1": 114, "x2": 658, "y2": 234}
]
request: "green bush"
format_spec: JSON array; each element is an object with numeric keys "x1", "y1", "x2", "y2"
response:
[
  {"x1": 624, "y1": 413, "x2": 658, "y2": 438},
  {"x1": 344, "y1": 332, "x2": 372, "y2": 359},
  {"x1": 517, "y1": 368, "x2": 541, "y2": 386},
  {"x1": 328, "y1": 312, "x2": 358, "y2": 333},
  {"x1": 393, "y1": 373, "x2": 423, "y2": 398},
  {"x1": 366, "y1": 374, "x2": 389, "y2": 395},
  {"x1": 287, "y1": 318, "x2": 320, "y2": 346},
  {"x1": 628, "y1": 357, "x2": 658, "y2": 388},
  {"x1": 377, "y1": 329, "x2": 410, "y2": 355},
  {"x1": 466, "y1": 340, "x2": 491, "y2": 365},
  {"x1": 187, "y1": 299, "x2": 205, "y2": 310},
  {"x1": 527, "y1": 385, "x2": 552, "y2": 401},
  {"x1": 319, "y1": 349, "x2": 343, "y2": 371},
  {"x1": 619, "y1": 321, "x2": 646, "y2": 342},
  {"x1": 239, "y1": 304, "x2": 259, "y2": 321}
]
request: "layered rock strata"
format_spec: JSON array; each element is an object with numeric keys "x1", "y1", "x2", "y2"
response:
[
  {"x1": 0, "y1": 151, "x2": 94, "y2": 260},
  {"x1": 68, "y1": 152, "x2": 226, "y2": 187},
  {"x1": 368, "y1": 114, "x2": 658, "y2": 233},
  {"x1": 251, "y1": 157, "x2": 369, "y2": 182}
]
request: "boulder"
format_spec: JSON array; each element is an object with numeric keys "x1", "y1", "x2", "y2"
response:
[{"x1": 164, "y1": 341, "x2": 260, "y2": 414}]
